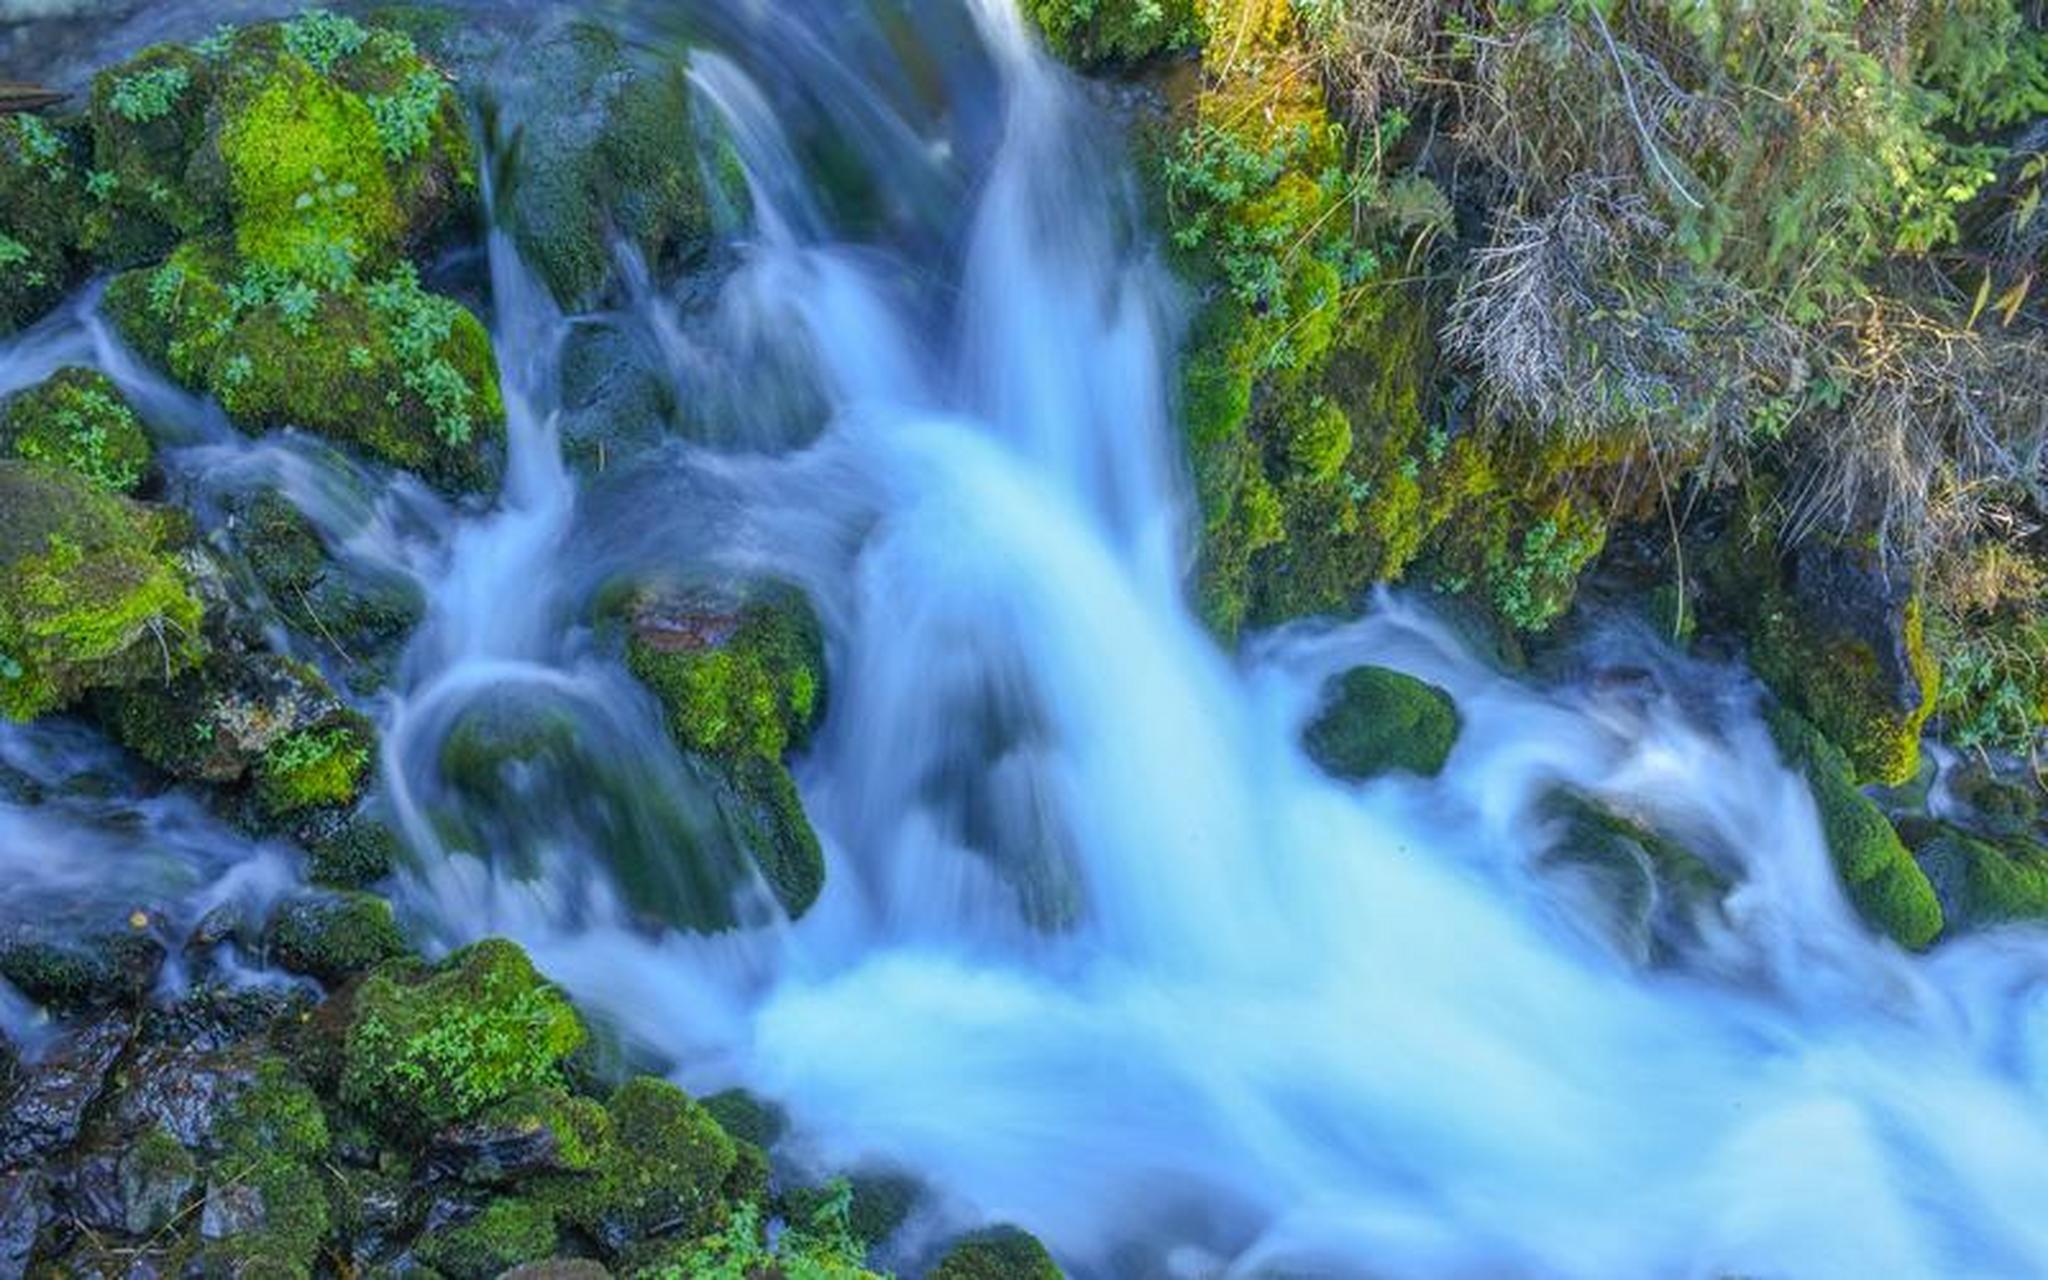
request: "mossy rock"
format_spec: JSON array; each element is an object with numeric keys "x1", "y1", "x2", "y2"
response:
[
  {"x1": 0, "y1": 112, "x2": 88, "y2": 332},
  {"x1": 931, "y1": 1225, "x2": 1064, "y2": 1280},
  {"x1": 555, "y1": 1076, "x2": 738, "y2": 1256},
  {"x1": 1766, "y1": 706, "x2": 1943, "y2": 948},
  {"x1": 1908, "y1": 822, "x2": 2048, "y2": 929},
  {"x1": 1302, "y1": 665, "x2": 1459, "y2": 780},
  {"x1": 497, "y1": 23, "x2": 712, "y2": 307},
  {"x1": 266, "y1": 890, "x2": 413, "y2": 983},
  {"x1": 0, "y1": 459, "x2": 205, "y2": 721},
  {"x1": 105, "y1": 244, "x2": 504, "y2": 492},
  {"x1": 1025, "y1": 0, "x2": 1199, "y2": 65},
  {"x1": 121, "y1": 1124, "x2": 200, "y2": 1235},
  {"x1": 0, "y1": 366, "x2": 152, "y2": 493},
  {"x1": 415, "y1": 1197, "x2": 561, "y2": 1280},
  {"x1": 340, "y1": 937, "x2": 586, "y2": 1139},
  {"x1": 1541, "y1": 791, "x2": 1730, "y2": 962},
  {"x1": 304, "y1": 809, "x2": 403, "y2": 888},
  {"x1": 0, "y1": 925, "x2": 164, "y2": 1011},
  {"x1": 623, "y1": 586, "x2": 829, "y2": 918},
  {"x1": 194, "y1": 1058, "x2": 333, "y2": 1277}
]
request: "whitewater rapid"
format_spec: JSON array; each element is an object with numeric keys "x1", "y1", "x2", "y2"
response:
[{"x1": 7, "y1": 0, "x2": 2048, "y2": 1277}]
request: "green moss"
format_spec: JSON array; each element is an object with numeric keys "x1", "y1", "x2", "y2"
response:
[
  {"x1": 0, "y1": 113, "x2": 87, "y2": 331},
  {"x1": 341, "y1": 938, "x2": 587, "y2": 1139},
  {"x1": 267, "y1": 890, "x2": 413, "y2": 982},
  {"x1": 0, "y1": 927, "x2": 161, "y2": 1010},
  {"x1": 714, "y1": 754, "x2": 827, "y2": 919},
  {"x1": 1303, "y1": 665, "x2": 1460, "y2": 780},
  {"x1": 700, "y1": 1089, "x2": 787, "y2": 1149},
  {"x1": 1767, "y1": 706, "x2": 1943, "y2": 949},
  {"x1": 555, "y1": 1076, "x2": 738, "y2": 1249},
  {"x1": 1753, "y1": 588, "x2": 1935, "y2": 788},
  {"x1": 416, "y1": 1198, "x2": 559, "y2": 1280},
  {"x1": 1025, "y1": 0, "x2": 1199, "y2": 64},
  {"x1": 0, "y1": 460, "x2": 204, "y2": 721},
  {"x1": 121, "y1": 1125, "x2": 199, "y2": 1235},
  {"x1": 931, "y1": 1225, "x2": 1064, "y2": 1280},
  {"x1": 256, "y1": 717, "x2": 374, "y2": 815},
  {"x1": 1, "y1": 367, "x2": 151, "y2": 493}
]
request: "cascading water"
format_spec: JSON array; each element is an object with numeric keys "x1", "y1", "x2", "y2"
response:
[{"x1": 8, "y1": 1, "x2": 2048, "y2": 1277}]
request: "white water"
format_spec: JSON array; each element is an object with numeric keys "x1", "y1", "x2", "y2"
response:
[{"x1": 9, "y1": 2, "x2": 2048, "y2": 1277}]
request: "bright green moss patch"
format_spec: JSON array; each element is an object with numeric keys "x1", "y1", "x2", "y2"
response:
[
  {"x1": 341, "y1": 937, "x2": 586, "y2": 1139},
  {"x1": 1767, "y1": 706, "x2": 1942, "y2": 949},
  {"x1": 626, "y1": 592, "x2": 824, "y2": 762},
  {"x1": 1752, "y1": 588, "x2": 1935, "y2": 788},
  {"x1": 931, "y1": 1225, "x2": 1065, "y2": 1280},
  {"x1": 556, "y1": 1077, "x2": 738, "y2": 1249},
  {"x1": 1303, "y1": 665, "x2": 1459, "y2": 780},
  {"x1": 199, "y1": 1058, "x2": 334, "y2": 1277},
  {"x1": 256, "y1": 717, "x2": 374, "y2": 815},
  {"x1": 1, "y1": 367, "x2": 151, "y2": 493},
  {"x1": 0, "y1": 460, "x2": 204, "y2": 720}
]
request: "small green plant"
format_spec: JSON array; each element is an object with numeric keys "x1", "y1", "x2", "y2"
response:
[
  {"x1": 1492, "y1": 516, "x2": 1601, "y2": 632},
  {"x1": 109, "y1": 64, "x2": 192, "y2": 124},
  {"x1": 195, "y1": 23, "x2": 239, "y2": 60},
  {"x1": 282, "y1": 9, "x2": 368, "y2": 73},
  {"x1": 275, "y1": 280, "x2": 321, "y2": 337},
  {"x1": 0, "y1": 235, "x2": 28, "y2": 272},
  {"x1": 367, "y1": 71, "x2": 446, "y2": 162},
  {"x1": 84, "y1": 170, "x2": 117, "y2": 201},
  {"x1": 365, "y1": 263, "x2": 480, "y2": 446}
]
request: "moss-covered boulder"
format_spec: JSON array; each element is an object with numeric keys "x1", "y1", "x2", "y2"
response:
[
  {"x1": 624, "y1": 586, "x2": 829, "y2": 918},
  {"x1": 0, "y1": 460, "x2": 204, "y2": 721},
  {"x1": 1907, "y1": 822, "x2": 2048, "y2": 930},
  {"x1": 416, "y1": 1196, "x2": 561, "y2": 1279},
  {"x1": 0, "y1": 367, "x2": 151, "y2": 493},
  {"x1": 190, "y1": 1058, "x2": 333, "y2": 1277},
  {"x1": 94, "y1": 647, "x2": 371, "y2": 808},
  {"x1": 0, "y1": 112, "x2": 87, "y2": 332},
  {"x1": 340, "y1": 938, "x2": 586, "y2": 1140},
  {"x1": 266, "y1": 890, "x2": 413, "y2": 983},
  {"x1": 496, "y1": 23, "x2": 712, "y2": 308},
  {"x1": 1766, "y1": 706, "x2": 1942, "y2": 948},
  {"x1": 931, "y1": 1225, "x2": 1065, "y2": 1280},
  {"x1": 83, "y1": 42, "x2": 223, "y2": 265},
  {"x1": 0, "y1": 925, "x2": 164, "y2": 1012},
  {"x1": 304, "y1": 809, "x2": 403, "y2": 888},
  {"x1": 559, "y1": 1077, "x2": 739, "y2": 1255},
  {"x1": 1302, "y1": 665, "x2": 1459, "y2": 780},
  {"x1": 1025, "y1": 0, "x2": 1199, "y2": 65},
  {"x1": 1541, "y1": 791, "x2": 1729, "y2": 963},
  {"x1": 105, "y1": 244, "x2": 503, "y2": 491}
]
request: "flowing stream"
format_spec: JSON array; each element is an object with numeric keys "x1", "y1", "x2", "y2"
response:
[{"x1": 9, "y1": 2, "x2": 2048, "y2": 1277}]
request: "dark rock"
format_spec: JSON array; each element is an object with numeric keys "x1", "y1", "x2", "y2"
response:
[
  {"x1": 0, "y1": 1012, "x2": 132, "y2": 1165},
  {"x1": 109, "y1": 1043, "x2": 261, "y2": 1153},
  {"x1": 0, "y1": 1169, "x2": 48, "y2": 1278},
  {"x1": 58, "y1": 1149, "x2": 124, "y2": 1234},
  {"x1": 138, "y1": 984, "x2": 305, "y2": 1056},
  {"x1": 0, "y1": 927, "x2": 164, "y2": 1012},
  {"x1": 117, "y1": 1128, "x2": 195, "y2": 1235},
  {"x1": 425, "y1": 1114, "x2": 576, "y2": 1187}
]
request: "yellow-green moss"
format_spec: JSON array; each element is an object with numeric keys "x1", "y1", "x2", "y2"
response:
[
  {"x1": 1303, "y1": 664, "x2": 1460, "y2": 779},
  {"x1": 1752, "y1": 586, "x2": 1935, "y2": 787},
  {"x1": 0, "y1": 460, "x2": 203, "y2": 720},
  {"x1": 931, "y1": 1225, "x2": 1064, "y2": 1280},
  {"x1": 255, "y1": 718, "x2": 374, "y2": 816},
  {"x1": 415, "y1": 1198, "x2": 560, "y2": 1280},
  {"x1": 0, "y1": 366, "x2": 151, "y2": 493}
]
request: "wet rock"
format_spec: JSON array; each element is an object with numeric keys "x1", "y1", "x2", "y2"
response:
[
  {"x1": 137, "y1": 983, "x2": 306, "y2": 1056},
  {"x1": 0, "y1": 927, "x2": 164, "y2": 1012},
  {"x1": 264, "y1": 890, "x2": 412, "y2": 984},
  {"x1": 0, "y1": 1168, "x2": 48, "y2": 1278},
  {"x1": 0, "y1": 1012, "x2": 132, "y2": 1165},
  {"x1": 117, "y1": 1127, "x2": 196, "y2": 1235},
  {"x1": 109, "y1": 1044, "x2": 260, "y2": 1154},
  {"x1": 425, "y1": 1105, "x2": 582, "y2": 1187}
]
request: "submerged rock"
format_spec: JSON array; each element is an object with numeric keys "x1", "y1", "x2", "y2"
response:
[
  {"x1": 494, "y1": 22, "x2": 712, "y2": 308},
  {"x1": 1302, "y1": 664, "x2": 1460, "y2": 780}
]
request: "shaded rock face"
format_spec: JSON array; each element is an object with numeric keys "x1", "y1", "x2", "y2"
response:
[
  {"x1": 1785, "y1": 542, "x2": 1927, "y2": 721},
  {"x1": 0, "y1": 1168, "x2": 48, "y2": 1278}
]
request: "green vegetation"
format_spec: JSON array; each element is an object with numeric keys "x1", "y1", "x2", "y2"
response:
[
  {"x1": 931, "y1": 1225, "x2": 1065, "y2": 1280},
  {"x1": 0, "y1": 461, "x2": 203, "y2": 720},
  {"x1": 256, "y1": 718, "x2": 375, "y2": 814},
  {"x1": 108, "y1": 63, "x2": 192, "y2": 123},
  {"x1": 0, "y1": 367, "x2": 151, "y2": 493},
  {"x1": 1024, "y1": 0, "x2": 1197, "y2": 64},
  {"x1": 1767, "y1": 707, "x2": 1943, "y2": 949},
  {"x1": 0, "y1": 113, "x2": 86, "y2": 331},
  {"x1": 341, "y1": 937, "x2": 587, "y2": 1138},
  {"x1": 1303, "y1": 664, "x2": 1459, "y2": 779}
]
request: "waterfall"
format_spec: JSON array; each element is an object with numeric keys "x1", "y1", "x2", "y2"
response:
[{"x1": 5, "y1": 2, "x2": 2048, "y2": 1277}]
